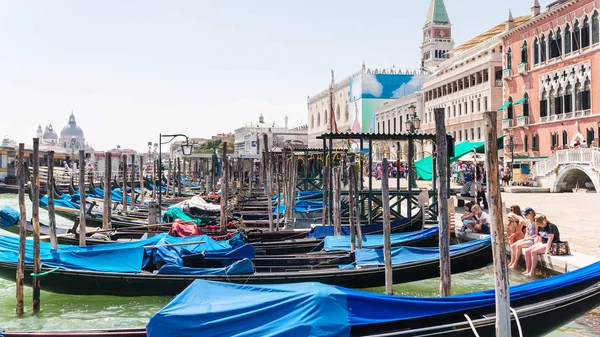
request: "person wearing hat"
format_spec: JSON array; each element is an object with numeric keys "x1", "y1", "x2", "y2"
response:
[{"x1": 508, "y1": 207, "x2": 537, "y2": 269}]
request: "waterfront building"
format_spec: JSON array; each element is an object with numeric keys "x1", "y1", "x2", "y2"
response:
[
  {"x1": 34, "y1": 112, "x2": 94, "y2": 161},
  {"x1": 500, "y1": 0, "x2": 600, "y2": 159},
  {"x1": 421, "y1": 8, "x2": 530, "y2": 155},
  {"x1": 307, "y1": 66, "x2": 428, "y2": 148},
  {"x1": 234, "y1": 114, "x2": 308, "y2": 155},
  {"x1": 373, "y1": 92, "x2": 426, "y2": 160}
]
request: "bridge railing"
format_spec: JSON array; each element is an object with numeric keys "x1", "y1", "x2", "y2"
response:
[{"x1": 532, "y1": 149, "x2": 600, "y2": 177}]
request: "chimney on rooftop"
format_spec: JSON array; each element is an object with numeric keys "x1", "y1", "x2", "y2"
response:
[{"x1": 531, "y1": 0, "x2": 541, "y2": 17}]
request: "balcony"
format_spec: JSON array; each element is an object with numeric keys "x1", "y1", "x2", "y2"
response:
[
  {"x1": 516, "y1": 116, "x2": 529, "y2": 127},
  {"x1": 502, "y1": 68, "x2": 513, "y2": 80},
  {"x1": 502, "y1": 118, "x2": 514, "y2": 130},
  {"x1": 517, "y1": 62, "x2": 529, "y2": 75}
]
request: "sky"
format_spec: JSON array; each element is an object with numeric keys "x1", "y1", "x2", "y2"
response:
[{"x1": 0, "y1": 0, "x2": 541, "y2": 152}]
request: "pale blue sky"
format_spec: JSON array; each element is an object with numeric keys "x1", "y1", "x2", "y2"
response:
[{"x1": 0, "y1": 0, "x2": 540, "y2": 152}]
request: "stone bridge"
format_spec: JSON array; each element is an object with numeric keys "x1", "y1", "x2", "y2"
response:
[{"x1": 531, "y1": 149, "x2": 600, "y2": 193}]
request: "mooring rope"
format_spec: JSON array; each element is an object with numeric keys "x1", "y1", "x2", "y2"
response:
[
  {"x1": 463, "y1": 314, "x2": 481, "y2": 337},
  {"x1": 30, "y1": 267, "x2": 60, "y2": 277},
  {"x1": 510, "y1": 307, "x2": 524, "y2": 337}
]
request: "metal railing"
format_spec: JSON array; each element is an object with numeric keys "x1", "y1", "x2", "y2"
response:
[{"x1": 531, "y1": 149, "x2": 600, "y2": 177}]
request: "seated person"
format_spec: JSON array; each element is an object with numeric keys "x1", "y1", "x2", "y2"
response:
[
  {"x1": 508, "y1": 207, "x2": 537, "y2": 269},
  {"x1": 505, "y1": 212, "x2": 526, "y2": 244},
  {"x1": 461, "y1": 202, "x2": 476, "y2": 222},
  {"x1": 462, "y1": 205, "x2": 489, "y2": 234},
  {"x1": 523, "y1": 214, "x2": 560, "y2": 277}
]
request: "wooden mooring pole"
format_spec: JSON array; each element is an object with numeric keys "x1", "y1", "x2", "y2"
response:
[
  {"x1": 32, "y1": 138, "x2": 41, "y2": 313},
  {"x1": 139, "y1": 155, "x2": 145, "y2": 204},
  {"x1": 332, "y1": 166, "x2": 342, "y2": 236},
  {"x1": 434, "y1": 107, "x2": 451, "y2": 297},
  {"x1": 122, "y1": 155, "x2": 128, "y2": 213},
  {"x1": 47, "y1": 151, "x2": 58, "y2": 250},
  {"x1": 484, "y1": 110, "x2": 511, "y2": 336},
  {"x1": 16, "y1": 144, "x2": 26, "y2": 316},
  {"x1": 103, "y1": 153, "x2": 112, "y2": 229},
  {"x1": 322, "y1": 164, "x2": 330, "y2": 226},
  {"x1": 177, "y1": 157, "x2": 182, "y2": 198},
  {"x1": 130, "y1": 154, "x2": 135, "y2": 208},
  {"x1": 381, "y1": 158, "x2": 393, "y2": 295},
  {"x1": 219, "y1": 143, "x2": 228, "y2": 232},
  {"x1": 346, "y1": 156, "x2": 357, "y2": 251},
  {"x1": 266, "y1": 153, "x2": 274, "y2": 232},
  {"x1": 78, "y1": 150, "x2": 87, "y2": 247}
]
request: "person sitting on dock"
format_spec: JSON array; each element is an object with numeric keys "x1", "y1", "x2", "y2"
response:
[
  {"x1": 505, "y1": 212, "x2": 526, "y2": 245},
  {"x1": 508, "y1": 208, "x2": 537, "y2": 269},
  {"x1": 523, "y1": 214, "x2": 560, "y2": 277},
  {"x1": 462, "y1": 205, "x2": 489, "y2": 234}
]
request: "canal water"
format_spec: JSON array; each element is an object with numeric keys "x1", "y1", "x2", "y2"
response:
[{"x1": 0, "y1": 194, "x2": 598, "y2": 335}]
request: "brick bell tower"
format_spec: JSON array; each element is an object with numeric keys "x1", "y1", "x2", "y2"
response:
[{"x1": 421, "y1": 0, "x2": 455, "y2": 73}]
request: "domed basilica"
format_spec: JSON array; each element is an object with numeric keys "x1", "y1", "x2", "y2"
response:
[{"x1": 36, "y1": 112, "x2": 92, "y2": 152}]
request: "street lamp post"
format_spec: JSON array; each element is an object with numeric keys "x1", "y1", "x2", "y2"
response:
[
  {"x1": 158, "y1": 134, "x2": 193, "y2": 214},
  {"x1": 404, "y1": 104, "x2": 421, "y2": 189}
]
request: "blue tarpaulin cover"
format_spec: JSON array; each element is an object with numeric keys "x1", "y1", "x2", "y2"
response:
[
  {"x1": 147, "y1": 260, "x2": 600, "y2": 337},
  {"x1": 0, "y1": 206, "x2": 20, "y2": 228},
  {"x1": 0, "y1": 233, "x2": 248, "y2": 274},
  {"x1": 323, "y1": 227, "x2": 439, "y2": 252},
  {"x1": 274, "y1": 200, "x2": 324, "y2": 214},
  {"x1": 40, "y1": 195, "x2": 80, "y2": 209},
  {"x1": 157, "y1": 258, "x2": 254, "y2": 275},
  {"x1": 307, "y1": 217, "x2": 413, "y2": 239},
  {"x1": 354, "y1": 237, "x2": 490, "y2": 267}
]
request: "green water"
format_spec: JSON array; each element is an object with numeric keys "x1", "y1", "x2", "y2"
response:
[{"x1": 0, "y1": 194, "x2": 598, "y2": 335}]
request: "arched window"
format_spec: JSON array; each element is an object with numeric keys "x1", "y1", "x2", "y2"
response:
[
  {"x1": 549, "y1": 31, "x2": 559, "y2": 59},
  {"x1": 550, "y1": 132, "x2": 558, "y2": 151},
  {"x1": 521, "y1": 41, "x2": 528, "y2": 64},
  {"x1": 587, "y1": 128, "x2": 595, "y2": 145},
  {"x1": 540, "y1": 90, "x2": 548, "y2": 117},
  {"x1": 524, "y1": 135, "x2": 529, "y2": 152},
  {"x1": 582, "y1": 17, "x2": 590, "y2": 48},
  {"x1": 311, "y1": 115, "x2": 315, "y2": 128},
  {"x1": 582, "y1": 79, "x2": 591, "y2": 110},
  {"x1": 317, "y1": 112, "x2": 321, "y2": 126},
  {"x1": 324, "y1": 110, "x2": 328, "y2": 124},
  {"x1": 336, "y1": 104, "x2": 341, "y2": 120},
  {"x1": 593, "y1": 12, "x2": 599, "y2": 44},
  {"x1": 344, "y1": 104, "x2": 349, "y2": 121},
  {"x1": 506, "y1": 48, "x2": 512, "y2": 69},
  {"x1": 532, "y1": 133, "x2": 539, "y2": 151},
  {"x1": 573, "y1": 20, "x2": 581, "y2": 51},
  {"x1": 549, "y1": 88, "x2": 556, "y2": 115},
  {"x1": 555, "y1": 28, "x2": 563, "y2": 57},
  {"x1": 562, "y1": 130, "x2": 568, "y2": 148},
  {"x1": 540, "y1": 34, "x2": 547, "y2": 62},
  {"x1": 555, "y1": 86, "x2": 564, "y2": 115},
  {"x1": 565, "y1": 24, "x2": 572, "y2": 53},
  {"x1": 564, "y1": 84, "x2": 573, "y2": 113},
  {"x1": 575, "y1": 81, "x2": 583, "y2": 111},
  {"x1": 507, "y1": 97, "x2": 514, "y2": 119},
  {"x1": 533, "y1": 37, "x2": 540, "y2": 64},
  {"x1": 523, "y1": 92, "x2": 530, "y2": 116}
]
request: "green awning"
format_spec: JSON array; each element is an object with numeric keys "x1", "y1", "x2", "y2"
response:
[
  {"x1": 513, "y1": 97, "x2": 528, "y2": 106},
  {"x1": 498, "y1": 101, "x2": 512, "y2": 111},
  {"x1": 414, "y1": 136, "x2": 505, "y2": 181}
]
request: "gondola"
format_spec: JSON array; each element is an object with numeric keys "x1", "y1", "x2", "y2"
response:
[
  {"x1": 0, "y1": 237, "x2": 492, "y2": 296},
  {"x1": 6, "y1": 261, "x2": 600, "y2": 337}
]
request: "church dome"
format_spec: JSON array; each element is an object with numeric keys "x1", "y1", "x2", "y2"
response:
[
  {"x1": 60, "y1": 112, "x2": 84, "y2": 139},
  {"x1": 43, "y1": 124, "x2": 58, "y2": 140}
]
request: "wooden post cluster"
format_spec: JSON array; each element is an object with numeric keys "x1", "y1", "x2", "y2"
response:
[
  {"x1": 381, "y1": 158, "x2": 393, "y2": 295},
  {"x1": 219, "y1": 142, "x2": 229, "y2": 232},
  {"x1": 16, "y1": 143, "x2": 26, "y2": 316},
  {"x1": 265, "y1": 151, "x2": 274, "y2": 232},
  {"x1": 484, "y1": 110, "x2": 511, "y2": 337},
  {"x1": 434, "y1": 107, "x2": 452, "y2": 297},
  {"x1": 47, "y1": 151, "x2": 58, "y2": 250},
  {"x1": 139, "y1": 155, "x2": 145, "y2": 205},
  {"x1": 78, "y1": 150, "x2": 87, "y2": 247},
  {"x1": 103, "y1": 153, "x2": 112, "y2": 229}
]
